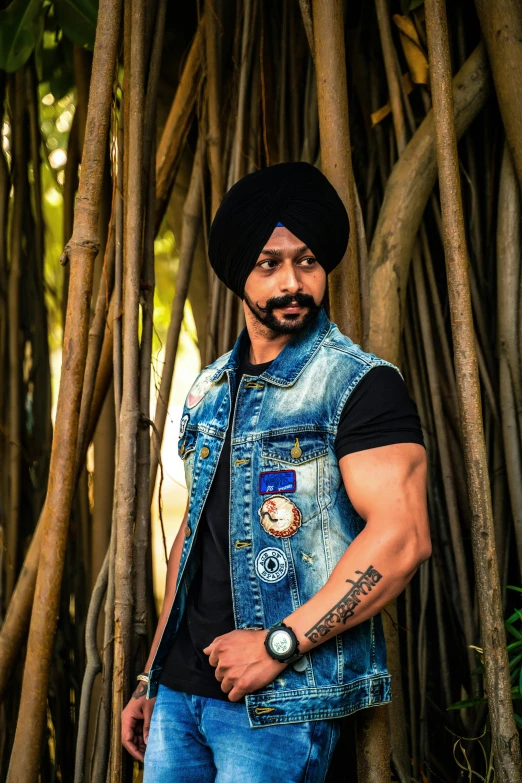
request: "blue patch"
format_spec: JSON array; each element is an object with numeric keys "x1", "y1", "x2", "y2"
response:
[{"x1": 259, "y1": 470, "x2": 296, "y2": 495}]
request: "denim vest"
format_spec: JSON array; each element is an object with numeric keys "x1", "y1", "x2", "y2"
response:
[{"x1": 147, "y1": 308, "x2": 403, "y2": 726}]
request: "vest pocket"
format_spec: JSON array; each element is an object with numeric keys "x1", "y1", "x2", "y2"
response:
[
  {"x1": 261, "y1": 431, "x2": 328, "y2": 465},
  {"x1": 178, "y1": 428, "x2": 197, "y2": 460},
  {"x1": 178, "y1": 429, "x2": 198, "y2": 494},
  {"x1": 259, "y1": 431, "x2": 328, "y2": 527}
]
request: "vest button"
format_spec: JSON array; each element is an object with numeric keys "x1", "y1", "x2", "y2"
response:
[
  {"x1": 184, "y1": 526, "x2": 192, "y2": 538},
  {"x1": 200, "y1": 446, "x2": 210, "y2": 458},
  {"x1": 290, "y1": 438, "x2": 302, "y2": 459}
]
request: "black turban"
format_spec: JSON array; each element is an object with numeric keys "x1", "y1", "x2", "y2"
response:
[{"x1": 208, "y1": 162, "x2": 350, "y2": 298}]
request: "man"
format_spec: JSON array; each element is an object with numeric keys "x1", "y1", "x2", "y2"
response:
[{"x1": 122, "y1": 162, "x2": 431, "y2": 781}]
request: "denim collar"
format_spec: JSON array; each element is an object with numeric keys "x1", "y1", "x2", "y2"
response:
[{"x1": 210, "y1": 307, "x2": 332, "y2": 387}]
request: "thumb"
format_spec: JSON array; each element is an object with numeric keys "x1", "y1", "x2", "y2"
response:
[
  {"x1": 143, "y1": 714, "x2": 151, "y2": 745},
  {"x1": 143, "y1": 701, "x2": 155, "y2": 745}
]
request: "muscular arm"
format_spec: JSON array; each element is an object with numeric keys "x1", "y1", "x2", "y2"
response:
[
  {"x1": 283, "y1": 442, "x2": 431, "y2": 652},
  {"x1": 205, "y1": 442, "x2": 432, "y2": 701}
]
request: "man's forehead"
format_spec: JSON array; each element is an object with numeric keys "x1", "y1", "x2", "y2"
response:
[
  {"x1": 257, "y1": 243, "x2": 311, "y2": 258},
  {"x1": 258, "y1": 226, "x2": 310, "y2": 258}
]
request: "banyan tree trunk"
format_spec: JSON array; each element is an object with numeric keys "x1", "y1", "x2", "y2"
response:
[
  {"x1": 110, "y1": 0, "x2": 146, "y2": 778},
  {"x1": 368, "y1": 44, "x2": 490, "y2": 366},
  {"x1": 424, "y1": 1, "x2": 522, "y2": 781},
  {"x1": 474, "y1": 0, "x2": 522, "y2": 191},
  {"x1": 6, "y1": 0, "x2": 122, "y2": 778},
  {"x1": 312, "y1": 1, "x2": 390, "y2": 781},
  {"x1": 311, "y1": 0, "x2": 362, "y2": 342}
]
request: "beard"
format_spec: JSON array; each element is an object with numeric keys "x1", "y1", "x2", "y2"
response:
[{"x1": 243, "y1": 290, "x2": 324, "y2": 335}]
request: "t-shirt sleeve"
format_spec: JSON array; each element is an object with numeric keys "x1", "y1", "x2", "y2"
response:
[{"x1": 334, "y1": 365, "x2": 425, "y2": 461}]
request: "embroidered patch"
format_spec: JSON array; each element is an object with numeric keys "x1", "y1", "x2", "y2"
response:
[
  {"x1": 187, "y1": 370, "x2": 214, "y2": 408},
  {"x1": 178, "y1": 413, "x2": 189, "y2": 439},
  {"x1": 255, "y1": 548, "x2": 289, "y2": 583},
  {"x1": 259, "y1": 495, "x2": 302, "y2": 538},
  {"x1": 259, "y1": 470, "x2": 296, "y2": 495}
]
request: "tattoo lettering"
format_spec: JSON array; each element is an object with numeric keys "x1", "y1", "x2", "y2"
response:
[
  {"x1": 132, "y1": 682, "x2": 148, "y2": 699},
  {"x1": 305, "y1": 564, "x2": 383, "y2": 644}
]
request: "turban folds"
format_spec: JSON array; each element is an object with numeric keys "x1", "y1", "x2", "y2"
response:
[{"x1": 208, "y1": 162, "x2": 350, "y2": 298}]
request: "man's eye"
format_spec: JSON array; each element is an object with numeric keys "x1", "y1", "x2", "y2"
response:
[
  {"x1": 259, "y1": 258, "x2": 278, "y2": 269},
  {"x1": 299, "y1": 257, "x2": 317, "y2": 266}
]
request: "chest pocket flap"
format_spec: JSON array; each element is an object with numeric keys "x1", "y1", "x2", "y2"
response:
[
  {"x1": 261, "y1": 431, "x2": 328, "y2": 465},
  {"x1": 178, "y1": 428, "x2": 198, "y2": 460}
]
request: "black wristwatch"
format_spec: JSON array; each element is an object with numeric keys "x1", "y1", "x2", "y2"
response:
[{"x1": 264, "y1": 621, "x2": 303, "y2": 664}]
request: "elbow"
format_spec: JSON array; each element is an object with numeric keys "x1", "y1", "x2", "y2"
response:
[
  {"x1": 419, "y1": 538, "x2": 432, "y2": 563},
  {"x1": 400, "y1": 533, "x2": 432, "y2": 576}
]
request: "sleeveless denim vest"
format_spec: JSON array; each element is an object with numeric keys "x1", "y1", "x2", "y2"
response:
[{"x1": 147, "y1": 308, "x2": 403, "y2": 727}]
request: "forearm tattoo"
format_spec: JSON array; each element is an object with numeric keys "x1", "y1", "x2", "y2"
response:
[
  {"x1": 133, "y1": 682, "x2": 148, "y2": 699},
  {"x1": 305, "y1": 565, "x2": 383, "y2": 644}
]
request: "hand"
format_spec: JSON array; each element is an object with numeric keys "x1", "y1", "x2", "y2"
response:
[
  {"x1": 121, "y1": 681, "x2": 156, "y2": 762},
  {"x1": 203, "y1": 629, "x2": 286, "y2": 702}
]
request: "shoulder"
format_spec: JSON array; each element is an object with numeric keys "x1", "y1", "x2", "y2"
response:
[
  {"x1": 184, "y1": 349, "x2": 232, "y2": 409},
  {"x1": 320, "y1": 322, "x2": 404, "y2": 378}
]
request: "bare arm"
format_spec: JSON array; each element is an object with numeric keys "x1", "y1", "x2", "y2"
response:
[
  {"x1": 283, "y1": 442, "x2": 431, "y2": 651},
  {"x1": 205, "y1": 442, "x2": 432, "y2": 701},
  {"x1": 122, "y1": 500, "x2": 188, "y2": 761}
]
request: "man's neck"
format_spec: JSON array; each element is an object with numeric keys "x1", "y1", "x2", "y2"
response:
[
  {"x1": 243, "y1": 308, "x2": 294, "y2": 364},
  {"x1": 246, "y1": 330, "x2": 293, "y2": 365}
]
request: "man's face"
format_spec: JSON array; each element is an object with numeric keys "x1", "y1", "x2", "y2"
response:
[{"x1": 243, "y1": 226, "x2": 327, "y2": 335}]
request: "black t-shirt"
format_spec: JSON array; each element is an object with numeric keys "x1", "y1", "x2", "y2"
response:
[{"x1": 159, "y1": 343, "x2": 425, "y2": 701}]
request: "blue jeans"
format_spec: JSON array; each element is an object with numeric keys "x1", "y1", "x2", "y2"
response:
[{"x1": 143, "y1": 684, "x2": 340, "y2": 782}]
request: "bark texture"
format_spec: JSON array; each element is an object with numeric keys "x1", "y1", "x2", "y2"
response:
[
  {"x1": 6, "y1": 0, "x2": 122, "y2": 778},
  {"x1": 425, "y1": 1, "x2": 522, "y2": 780}
]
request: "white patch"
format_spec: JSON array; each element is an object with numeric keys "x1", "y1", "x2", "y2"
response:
[
  {"x1": 178, "y1": 413, "x2": 189, "y2": 439},
  {"x1": 255, "y1": 547, "x2": 289, "y2": 583},
  {"x1": 186, "y1": 370, "x2": 215, "y2": 409},
  {"x1": 258, "y1": 495, "x2": 302, "y2": 538}
]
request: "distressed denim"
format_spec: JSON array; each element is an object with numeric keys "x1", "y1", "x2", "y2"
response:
[
  {"x1": 147, "y1": 308, "x2": 401, "y2": 726},
  {"x1": 143, "y1": 684, "x2": 340, "y2": 783}
]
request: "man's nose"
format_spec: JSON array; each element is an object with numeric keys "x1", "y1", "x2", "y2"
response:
[{"x1": 279, "y1": 262, "x2": 302, "y2": 293}]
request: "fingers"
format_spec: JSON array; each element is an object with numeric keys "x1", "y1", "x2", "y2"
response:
[
  {"x1": 207, "y1": 645, "x2": 220, "y2": 667},
  {"x1": 227, "y1": 685, "x2": 245, "y2": 702},
  {"x1": 121, "y1": 721, "x2": 146, "y2": 762},
  {"x1": 220, "y1": 676, "x2": 233, "y2": 694}
]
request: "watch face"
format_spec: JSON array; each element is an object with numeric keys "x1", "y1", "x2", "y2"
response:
[{"x1": 270, "y1": 629, "x2": 293, "y2": 656}]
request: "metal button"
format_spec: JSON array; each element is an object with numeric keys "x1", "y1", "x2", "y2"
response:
[
  {"x1": 292, "y1": 654, "x2": 308, "y2": 672},
  {"x1": 184, "y1": 526, "x2": 192, "y2": 538},
  {"x1": 290, "y1": 438, "x2": 302, "y2": 459},
  {"x1": 200, "y1": 446, "x2": 210, "y2": 458}
]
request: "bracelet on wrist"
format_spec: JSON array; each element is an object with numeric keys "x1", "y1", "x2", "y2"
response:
[{"x1": 136, "y1": 672, "x2": 149, "y2": 684}]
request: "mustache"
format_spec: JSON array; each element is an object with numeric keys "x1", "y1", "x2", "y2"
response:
[{"x1": 256, "y1": 292, "x2": 317, "y2": 313}]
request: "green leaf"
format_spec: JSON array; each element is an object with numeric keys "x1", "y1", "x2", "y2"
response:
[
  {"x1": 510, "y1": 653, "x2": 522, "y2": 668},
  {"x1": 515, "y1": 714, "x2": 522, "y2": 729},
  {"x1": 0, "y1": 0, "x2": 46, "y2": 72},
  {"x1": 506, "y1": 585, "x2": 522, "y2": 595},
  {"x1": 447, "y1": 687, "x2": 522, "y2": 710},
  {"x1": 53, "y1": 0, "x2": 98, "y2": 50},
  {"x1": 409, "y1": 0, "x2": 424, "y2": 9},
  {"x1": 447, "y1": 696, "x2": 488, "y2": 710},
  {"x1": 505, "y1": 622, "x2": 522, "y2": 641}
]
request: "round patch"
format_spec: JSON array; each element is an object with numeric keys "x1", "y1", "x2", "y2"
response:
[
  {"x1": 259, "y1": 495, "x2": 302, "y2": 538},
  {"x1": 187, "y1": 370, "x2": 214, "y2": 408},
  {"x1": 255, "y1": 548, "x2": 289, "y2": 583}
]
